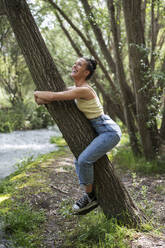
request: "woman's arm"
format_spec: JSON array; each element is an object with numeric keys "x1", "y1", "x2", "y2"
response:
[
  {"x1": 34, "y1": 94, "x2": 51, "y2": 105},
  {"x1": 34, "y1": 87, "x2": 91, "y2": 102}
]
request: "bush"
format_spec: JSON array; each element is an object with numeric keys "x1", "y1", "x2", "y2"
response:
[
  {"x1": 28, "y1": 104, "x2": 54, "y2": 129},
  {"x1": 0, "y1": 102, "x2": 54, "y2": 132}
]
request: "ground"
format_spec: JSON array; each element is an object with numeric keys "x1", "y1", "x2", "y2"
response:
[{"x1": 27, "y1": 149, "x2": 165, "y2": 248}]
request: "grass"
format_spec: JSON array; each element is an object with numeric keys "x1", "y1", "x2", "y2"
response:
[
  {"x1": 109, "y1": 133, "x2": 165, "y2": 174},
  {"x1": 0, "y1": 148, "x2": 67, "y2": 248},
  {"x1": 0, "y1": 135, "x2": 164, "y2": 247},
  {"x1": 62, "y1": 208, "x2": 134, "y2": 248},
  {"x1": 50, "y1": 135, "x2": 67, "y2": 147}
]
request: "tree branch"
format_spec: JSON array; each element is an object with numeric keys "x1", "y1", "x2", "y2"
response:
[
  {"x1": 80, "y1": 0, "x2": 116, "y2": 74},
  {"x1": 55, "y1": 11, "x2": 83, "y2": 57},
  {"x1": 45, "y1": 0, "x2": 118, "y2": 93}
]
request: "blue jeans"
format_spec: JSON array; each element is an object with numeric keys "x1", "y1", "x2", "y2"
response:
[{"x1": 75, "y1": 114, "x2": 122, "y2": 186}]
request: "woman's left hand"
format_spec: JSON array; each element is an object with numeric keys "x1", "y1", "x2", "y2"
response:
[{"x1": 34, "y1": 91, "x2": 51, "y2": 104}]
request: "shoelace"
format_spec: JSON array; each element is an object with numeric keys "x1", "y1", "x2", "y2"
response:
[{"x1": 76, "y1": 194, "x2": 90, "y2": 207}]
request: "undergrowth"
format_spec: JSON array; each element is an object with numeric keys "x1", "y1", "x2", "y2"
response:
[
  {"x1": 0, "y1": 149, "x2": 67, "y2": 248},
  {"x1": 62, "y1": 209, "x2": 133, "y2": 248},
  {"x1": 109, "y1": 133, "x2": 165, "y2": 174}
]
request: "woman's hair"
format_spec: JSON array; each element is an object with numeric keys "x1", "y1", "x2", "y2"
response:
[{"x1": 84, "y1": 58, "x2": 97, "y2": 80}]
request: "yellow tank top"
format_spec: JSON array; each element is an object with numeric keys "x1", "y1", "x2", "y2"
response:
[{"x1": 76, "y1": 87, "x2": 104, "y2": 119}]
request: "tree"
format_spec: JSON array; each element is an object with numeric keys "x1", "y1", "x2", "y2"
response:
[
  {"x1": 0, "y1": 16, "x2": 33, "y2": 106},
  {"x1": 1, "y1": 0, "x2": 145, "y2": 227},
  {"x1": 45, "y1": 0, "x2": 140, "y2": 156},
  {"x1": 43, "y1": 0, "x2": 165, "y2": 160},
  {"x1": 107, "y1": 0, "x2": 140, "y2": 156},
  {"x1": 122, "y1": 0, "x2": 159, "y2": 159}
]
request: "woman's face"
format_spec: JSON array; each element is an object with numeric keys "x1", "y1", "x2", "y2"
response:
[{"x1": 71, "y1": 58, "x2": 89, "y2": 80}]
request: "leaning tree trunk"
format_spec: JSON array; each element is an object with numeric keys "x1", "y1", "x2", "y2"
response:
[{"x1": 2, "y1": 0, "x2": 145, "y2": 227}]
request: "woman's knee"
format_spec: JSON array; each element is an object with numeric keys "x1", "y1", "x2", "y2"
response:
[{"x1": 77, "y1": 154, "x2": 92, "y2": 168}]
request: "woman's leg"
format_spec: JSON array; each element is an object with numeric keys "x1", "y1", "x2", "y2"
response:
[
  {"x1": 73, "y1": 131, "x2": 120, "y2": 212},
  {"x1": 77, "y1": 131, "x2": 120, "y2": 187}
]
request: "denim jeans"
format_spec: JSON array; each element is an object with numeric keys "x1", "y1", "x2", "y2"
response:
[{"x1": 75, "y1": 114, "x2": 122, "y2": 186}]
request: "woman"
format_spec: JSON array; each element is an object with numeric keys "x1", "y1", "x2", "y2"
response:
[{"x1": 34, "y1": 57, "x2": 122, "y2": 214}]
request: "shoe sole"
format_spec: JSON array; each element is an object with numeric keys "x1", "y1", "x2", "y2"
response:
[{"x1": 73, "y1": 202, "x2": 99, "y2": 215}]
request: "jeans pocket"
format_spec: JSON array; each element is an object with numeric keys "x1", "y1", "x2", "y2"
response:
[{"x1": 103, "y1": 120, "x2": 122, "y2": 137}]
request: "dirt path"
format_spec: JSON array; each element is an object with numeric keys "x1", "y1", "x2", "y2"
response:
[{"x1": 31, "y1": 151, "x2": 165, "y2": 248}]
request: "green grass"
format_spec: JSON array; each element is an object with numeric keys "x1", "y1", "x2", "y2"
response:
[
  {"x1": 109, "y1": 133, "x2": 165, "y2": 174},
  {"x1": 62, "y1": 208, "x2": 133, "y2": 248},
  {"x1": 0, "y1": 148, "x2": 67, "y2": 248},
  {"x1": 50, "y1": 135, "x2": 67, "y2": 147}
]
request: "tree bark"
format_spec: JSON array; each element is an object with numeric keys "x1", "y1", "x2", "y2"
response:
[
  {"x1": 150, "y1": 0, "x2": 160, "y2": 70},
  {"x1": 141, "y1": 0, "x2": 147, "y2": 34},
  {"x1": 3, "y1": 0, "x2": 145, "y2": 227},
  {"x1": 122, "y1": 0, "x2": 159, "y2": 160}
]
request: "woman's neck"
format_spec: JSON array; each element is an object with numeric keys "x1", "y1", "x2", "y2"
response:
[{"x1": 74, "y1": 79, "x2": 88, "y2": 87}]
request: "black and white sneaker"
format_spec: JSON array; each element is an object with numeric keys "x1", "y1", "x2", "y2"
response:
[{"x1": 73, "y1": 193, "x2": 98, "y2": 214}]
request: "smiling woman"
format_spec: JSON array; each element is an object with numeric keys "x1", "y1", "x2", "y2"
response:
[{"x1": 34, "y1": 57, "x2": 122, "y2": 214}]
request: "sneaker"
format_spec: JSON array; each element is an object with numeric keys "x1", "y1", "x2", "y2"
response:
[{"x1": 73, "y1": 193, "x2": 98, "y2": 213}]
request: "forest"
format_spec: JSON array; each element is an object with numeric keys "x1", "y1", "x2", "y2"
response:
[{"x1": 0, "y1": 0, "x2": 165, "y2": 247}]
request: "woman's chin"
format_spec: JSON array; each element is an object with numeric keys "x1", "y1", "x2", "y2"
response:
[{"x1": 71, "y1": 73, "x2": 77, "y2": 79}]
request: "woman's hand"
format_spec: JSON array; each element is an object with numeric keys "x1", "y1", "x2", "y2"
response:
[{"x1": 34, "y1": 92, "x2": 51, "y2": 105}]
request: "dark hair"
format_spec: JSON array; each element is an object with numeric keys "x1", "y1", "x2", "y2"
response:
[{"x1": 84, "y1": 58, "x2": 97, "y2": 80}]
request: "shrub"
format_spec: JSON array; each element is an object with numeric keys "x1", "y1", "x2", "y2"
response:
[{"x1": 0, "y1": 102, "x2": 54, "y2": 132}]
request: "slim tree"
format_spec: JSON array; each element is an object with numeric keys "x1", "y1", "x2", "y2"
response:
[
  {"x1": 1, "y1": 0, "x2": 145, "y2": 226},
  {"x1": 122, "y1": 0, "x2": 159, "y2": 159},
  {"x1": 107, "y1": 0, "x2": 140, "y2": 156}
]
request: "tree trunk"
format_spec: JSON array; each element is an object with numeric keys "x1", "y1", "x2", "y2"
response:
[
  {"x1": 93, "y1": 75, "x2": 126, "y2": 124},
  {"x1": 107, "y1": 0, "x2": 141, "y2": 156},
  {"x1": 122, "y1": 0, "x2": 158, "y2": 160},
  {"x1": 150, "y1": 0, "x2": 160, "y2": 70},
  {"x1": 3, "y1": 0, "x2": 145, "y2": 227},
  {"x1": 160, "y1": 90, "x2": 165, "y2": 141},
  {"x1": 0, "y1": 0, "x2": 5, "y2": 15}
]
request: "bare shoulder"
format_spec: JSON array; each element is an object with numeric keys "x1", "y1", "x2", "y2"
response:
[{"x1": 73, "y1": 86, "x2": 95, "y2": 99}]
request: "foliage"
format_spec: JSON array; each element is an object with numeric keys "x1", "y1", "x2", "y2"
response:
[
  {"x1": 50, "y1": 135, "x2": 67, "y2": 146},
  {"x1": 112, "y1": 146, "x2": 165, "y2": 174},
  {"x1": 109, "y1": 133, "x2": 165, "y2": 174},
  {"x1": 0, "y1": 103, "x2": 54, "y2": 133},
  {"x1": 1, "y1": 0, "x2": 165, "y2": 159},
  {"x1": 0, "y1": 16, "x2": 33, "y2": 106}
]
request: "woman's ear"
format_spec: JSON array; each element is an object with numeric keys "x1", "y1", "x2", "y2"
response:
[{"x1": 85, "y1": 70, "x2": 90, "y2": 78}]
